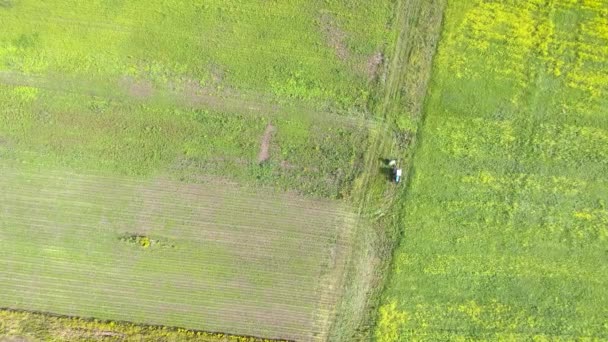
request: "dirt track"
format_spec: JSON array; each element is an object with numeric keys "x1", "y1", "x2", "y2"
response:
[{"x1": 258, "y1": 123, "x2": 276, "y2": 163}]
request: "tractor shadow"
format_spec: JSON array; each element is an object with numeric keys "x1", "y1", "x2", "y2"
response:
[{"x1": 378, "y1": 158, "x2": 395, "y2": 182}]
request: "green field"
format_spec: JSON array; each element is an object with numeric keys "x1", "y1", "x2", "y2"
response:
[
  {"x1": 0, "y1": 0, "x2": 392, "y2": 199},
  {"x1": 0, "y1": 0, "x2": 403, "y2": 341},
  {"x1": 0, "y1": 161, "x2": 359, "y2": 341},
  {"x1": 4, "y1": 0, "x2": 605, "y2": 341},
  {"x1": 0, "y1": 0, "x2": 393, "y2": 109},
  {"x1": 377, "y1": 0, "x2": 608, "y2": 340}
]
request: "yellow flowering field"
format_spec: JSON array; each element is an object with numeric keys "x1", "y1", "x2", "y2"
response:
[{"x1": 377, "y1": 0, "x2": 608, "y2": 340}]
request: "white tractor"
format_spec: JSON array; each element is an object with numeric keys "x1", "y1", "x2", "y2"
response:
[{"x1": 388, "y1": 159, "x2": 402, "y2": 183}]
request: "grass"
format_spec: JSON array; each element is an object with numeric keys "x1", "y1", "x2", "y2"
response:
[
  {"x1": 377, "y1": 0, "x2": 608, "y2": 340},
  {"x1": 328, "y1": 0, "x2": 447, "y2": 340},
  {"x1": 0, "y1": 1, "x2": 402, "y2": 341},
  {"x1": 0, "y1": 0, "x2": 393, "y2": 109},
  {"x1": 0, "y1": 83, "x2": 369, "y2": 198},
  {"x1": 0, "y1": 309, "x2": 281, "y2": 342},
  {"x1": 0, "y1": 161, "x2": 356, "y2": 341}
]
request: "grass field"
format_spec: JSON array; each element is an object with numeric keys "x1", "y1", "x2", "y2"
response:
[
  {"x1": 0, "y1": 161, "x2": 356, "y2": 341},
  {"x1": 0, "y1": 0, "x2": 405, "y2": 341},
  {"x1": 377, "y1": 0, "x2": 608, "y2": 340},
  {"x1": 8, "y1": 0, "x2": 605, "y2": 340},
  {"x1": 0, "y1": 0, "x2": 393, "y2": 110}
]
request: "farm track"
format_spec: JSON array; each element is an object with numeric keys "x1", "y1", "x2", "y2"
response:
[
  {"x1": 357, "y1": 0, "x2": 422, "y2": 209},
  {"x1": 327, "y1": 0, "x2": 446, "y2": 339},
  {"x1": 0, "y1": 166, "x2": 356, "y2": 341}
]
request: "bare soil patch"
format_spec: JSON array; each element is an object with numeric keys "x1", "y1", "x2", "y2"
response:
[
  {"x1": 320, "y1": 14, "x2": 349, "y2": 61},
  {"x1": 57, "y1": 328, "x2": 124, "y2": 340},
  {"x1": 258, "y1": 123, "x2": 276, "y2": 163},
  {"x1": 366, "y1": 52, "x2": 384, "y2": 80},
  {"x1": 280, "y1": 160, "x2": 296, "y2": 170},
  {"x1": 119, "y1": 76, "x2": 154, "y2": 99},
  {"x1": 209, "y1": 63, "x2": 225, "y2": 84}
]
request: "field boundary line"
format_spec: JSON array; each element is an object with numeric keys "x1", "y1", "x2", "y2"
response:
[
  {"x1": 324, "y1": 0, "x2": 410, "y2": 340},
  {"x1": 327, "y1": 0, "x2": 448, "y2": 340}
]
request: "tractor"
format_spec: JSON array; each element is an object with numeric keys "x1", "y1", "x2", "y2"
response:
[{"x1": 388, "y1": 159, "x2": 402, "y2": 183}]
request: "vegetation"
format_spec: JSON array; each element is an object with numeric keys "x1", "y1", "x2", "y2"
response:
[
  {"x1": 328, "y1": 0, "x2": 447, "y2": 340},
  {"x1": 0, "y1": 0, "x2": 398, "y2": 340},
  {"x1": 377, "y1": 0, "x2": 608, "y2": 340},
  {"x1": 5, "y1": 0, "x2": 603, "y2": 340},
  {"x1": 0, "y1": 162, "x2": 358, "y2": 341},
  {"x1": 0, "y1": 309, "x2": 283, "y2": 342},
  {"x1": 0, "y1": 0, "x2": 393, "y2": 109},
  {"x1": 0, "y1": 84, "x2": 370, "y2": 199}
]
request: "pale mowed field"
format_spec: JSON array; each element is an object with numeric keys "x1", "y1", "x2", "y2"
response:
[{"x1": 0, "y1": 163, "x2": 355, "y2": 341}]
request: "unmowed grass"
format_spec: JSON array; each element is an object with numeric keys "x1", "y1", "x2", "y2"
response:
[
  {"x1": 0, "y1": 0, "x2": 392, "y2": 199},
  {"x1": 328, "y1": 0, "x2": 447, "y2": 340},
  {"x1": 0, "y1": 309, "x2": 282, "y2": 342},
  {"x1": 377, "y1": 0, "x2": 608, "y2": 340},
  {"x1": 0, "y1": 84, "x2": 367, "y2": 198},
  {"x1": 0, "y1": 0, "x2": 393, "y2": 110}
]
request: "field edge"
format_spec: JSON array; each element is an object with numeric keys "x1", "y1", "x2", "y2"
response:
[
  {"x1": 327, "y1": 0, "x2": 447, "y2": 341},
  {"x1": 0, "y1": 308, "x2": 288, "y2": 342}
]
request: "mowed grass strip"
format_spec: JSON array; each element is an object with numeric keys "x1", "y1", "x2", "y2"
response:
[
  {"x1": 377, "y1": 1, "x2": 608, "y2": 340},
  {"x1": 0, "y1": 164, "x2": 356, "y2": 341}
]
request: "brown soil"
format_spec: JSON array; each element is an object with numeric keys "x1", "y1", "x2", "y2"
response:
[
  {"x1": 0, "y1": 337, "x2": 31, "y2": 342},
  {"x1": 280, "y1": 160, "x2": 296, "y2": 170},
  {"x1": 366, "y1": 52, "x2": 384, "y2": 80},
  {"x1": 320, "y1": 14, "x2": 349, "y2": 61},
  {"x1": 181, "y1": 78, "x2": 206, "y2": 98},
  {"x1": 209, "y1": 64, "x2": 225, "y2": 84},
  {"x1": 119, "y1": 76, "x2": 154, "y2": 99},
  {"x1": 258, "y1": 123, "x2": 276, "y2": 163}
]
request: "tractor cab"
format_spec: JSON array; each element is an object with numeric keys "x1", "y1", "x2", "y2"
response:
[
  {"x1": 388, "y1": 159, "x2": 402, "y2": 183},
  {"x1": 395, "y1": 168, "x2": 402, "y2": 183}
]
